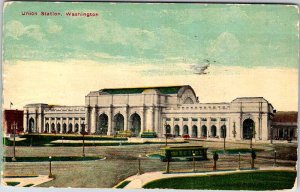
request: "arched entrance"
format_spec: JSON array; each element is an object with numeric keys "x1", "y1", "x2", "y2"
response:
[
  {"x1": 51, "y1": 123, "x2": 55, "y2": 133},
  {"x1": 114, "y1": 113, "x2": 124, "y2": 133},
  {"x1": 62, "y1": 123, "x2": 67, "y2": 133},
  {"x1": 165, "y1": 124, "x2": 171, "y2": 134},
  {"x1": 201, "y1": 125, "x2": 207, "y2": 137},
  {"x1": 174, "y1": 125, "x2": 180, "y2": 136},
  {"x1": 75, "y1": 123, "x2": 79, "y2": 133},
  {"x1": 80, "y1": 123, "x2": 85, "y2": 133},
  {"x1": 192, "y1": 125, "x2": 198, "y2": 138},
  {"x1": 68, "y1": 123, "x2": 73, "y2": 133},
  {"x1": 98, "y1": 114, "x2": 108, "y2": 135},
  {"x1": 220, "y1": 125, "x2": 226, "y2": 138},
  {"x1": 130, "y1": 113, "x2": 141, "y2": 136},
  {"x1": 45, "y1": 123, "x2": 49, "y2": 133},
  {"x1": 243, "y1": 119, "x2": 255, "y2": 139},
  {"x1": 183, "y1": 125, "x2": 189, "y2": 135},
  {"x1": 28, "y1": 118, "x2": 34, "y2": 133},
  {"x1": 57, "y1": 123, "x2": 61, "y2": 133},
  {"x1": 211, "y1": 125, "x2": 216, "y2": 137}
]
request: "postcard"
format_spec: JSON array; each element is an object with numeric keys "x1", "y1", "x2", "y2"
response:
[{"x1": 1, "y1": 1, "x2": 298, "y2": 190}]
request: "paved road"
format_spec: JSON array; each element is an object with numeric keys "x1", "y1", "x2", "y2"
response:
[{"x1": 3, "y1": 142, "x2": 297, "y2": 188}]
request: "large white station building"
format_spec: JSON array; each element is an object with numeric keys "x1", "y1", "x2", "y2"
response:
[{"x1": 23, "y1": 85, "x2": 275, "y2": 141}]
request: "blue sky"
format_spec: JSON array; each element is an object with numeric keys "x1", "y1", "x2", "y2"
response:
[{"x1": 3, "y1": 2, "x2": 299, "y2": 68}]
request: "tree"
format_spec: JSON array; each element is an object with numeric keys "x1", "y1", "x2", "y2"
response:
[{"x1": 213, "y1": 152, "x2": 219, "y2": 171}]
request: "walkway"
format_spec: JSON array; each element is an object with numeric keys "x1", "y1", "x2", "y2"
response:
[
  {"x1": 1, "y1": 175, "x2": 53, "y2": 187},
  {"x1": 116, "y1": 166, "x2": 296, "y2": 189}
]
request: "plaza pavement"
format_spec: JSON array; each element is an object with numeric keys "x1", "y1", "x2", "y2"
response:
[
  {"x1": 1, "y1": 175, "x2": 53, "y2": 187},
  {"x1": 116, "y1": 166, "x2": 297, "y2": 189}
]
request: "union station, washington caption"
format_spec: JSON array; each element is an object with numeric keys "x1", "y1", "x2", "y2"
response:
[{"x1": 23, "y1": 85, "x2": 276, "y2": 141}]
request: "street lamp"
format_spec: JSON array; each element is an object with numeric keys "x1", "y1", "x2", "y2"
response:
[
  {"x1": 238, "y1": 152, "x2": 241, "y2": 170},
  {"x1": 274, "y1": 150, "x2": 277, "y2": 167},
  {"x1": 164, "y1": 122, "x2": 169, "y2": 146},
  {"x1": 48, "y1": 156, "x2": 53, "y2": 178},
  {"x1": 137, "y1": 154, "x2": 142, "y2": 175},
  {"x1": 222, "y1": 126, "x2": 226, "y2": 153},
  {"x1": 12, "y1": 122, "x2": 17, "y2": 162},
  {"x1": 82, "y1": 126, "x2": 85, "y2": 157},
  {"x1": 192, "y1": 152, "x2": 196, "y2": 172}
]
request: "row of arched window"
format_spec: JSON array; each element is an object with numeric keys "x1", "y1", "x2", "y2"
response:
[
  {"x1": 44, "y1": 122, "x2": 85, "y2": 134},
  {"x1": 165, "y1": 124, "x2": 227, "y2": 138}
]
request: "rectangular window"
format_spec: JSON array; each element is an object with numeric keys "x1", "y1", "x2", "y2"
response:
[
  {"x1": 192, "y1": 118, "x2": 198, "y2": 121},
  {"x1": 166, "y1": 118, "x2": 171, "y2": 121},
  {"x1": 174, "y1": 118, "x2": 180, "y2": 121},
  {"x1": 201, "y1": 118, "x2": 207, "y2": 121},
  {"x1": 221, "y1": 118, "x2": 226, "y2": 121},
  {"x1": 211, "y1": 118, "x2": 217, "y2": 121},
  {"x1": 183, "y1": 118, "x2": 188, "y2": 121}
]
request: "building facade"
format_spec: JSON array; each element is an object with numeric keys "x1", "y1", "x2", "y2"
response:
[
  {"x1": 23, "y1": 85, "x2": 276, "y2": 141},
  {"x1": 3, "y1": 109, "x2": 24, "y2": 134},
  {"x1": 271, "y1": 111, "x2": 298, "y2": 140}
]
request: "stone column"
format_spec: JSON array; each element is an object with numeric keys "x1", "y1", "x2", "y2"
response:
[
  {"x1": 151, "y1": 105, "x2": 155, "y2": 132},
  {"x1": 24, "y1": 110, "x2": 28, "y2": 132},
  {"x1": 107, "y1": 105, "x2": 113, "y2": 136},
  {"x1": 141, "y1": 105, "x2": 145, "y2": 132},
  {"x1": 124, "y1": 105, "x2": 129, "y2": 131},
  {"x1": 189, "y1": 118, "x2": 192, "y2": 136},
  {"x1": 155, "y1": 106, "x2": 159, "y2": 133},
  {"x1": 55, "y1": 118, "x2": 57, "y2": 133},
  {"x1": 90, "y1": 105, "x2": 98, "y2": 134},
  {"x1": 207, "y1": 117, "x2": 211, "y2": 138},
  {"x1": 171, "y1": 117, "x2": 174, "y2": 135},
  {"x1": 85, "y1": 105, "x2": 90, "y2": 133},
  {"x1": 35, "y1": 109, "x2": 38, "y2": 133}
]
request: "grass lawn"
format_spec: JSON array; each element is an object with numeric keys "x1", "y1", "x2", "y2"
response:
[
  {"x1": 6, "y1": 181, "x2": 20, "y2": 186},
  {"x1": 143, "y1": 170, "x2": 297, "y2": 190},
  {"x1": 214, "y1": 148, "x2": 264, "y2": 154},
  {"x1": 5, "y1": 156, "x2": 104, "y2": 162},
  {"x1": 115, "y1": 181, "x2": 131, "y2": 188}
]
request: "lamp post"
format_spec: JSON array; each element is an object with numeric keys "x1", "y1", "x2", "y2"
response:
[
  {"x1": 192, "y1": 152, "x2": 196, "y2": 173},
  {"x1": 238, "y1": 152, "x2": 241, "y2": 170},
  {"x1": 12, "y1": 122, "x2": 17, "y2": 161},
  {"x1": 137, "y1": 154, "x2": 142, "y2": 175},
  {"x1": 270, "y1": 126, "x2": 273, "y2": 144},
  {"x1": 82, "y1": 126, "x2": 85, "y2": 157},
  {"x1": 48, "y1": 156, "x2": 53, "y2": 178},
  {"x1": 222, "y1": 126, "x2": 226, "y2": 152},
  {"x1": 274, "y1": 150, "x2": 277, "y2": 167},
  {"x1": 164, "y1": 122, "x2": 168, "y2": 146}
]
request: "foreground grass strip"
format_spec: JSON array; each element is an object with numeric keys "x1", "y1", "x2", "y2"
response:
[
  {"x1": 143, "y1": 171, "x2": 297, "y2": 190},
  {"x1": 116, "y1": 181, "x2": 131, "y2": 188},
  {"x1": 5, "y1": 156, "x2": 104, "y2": 162},
  {"x1": 23, "y1": 184, "x2": 34, "y2": 187},
  {"x1": 6, "y1": 182, "x2": 20, "y2": 186}
]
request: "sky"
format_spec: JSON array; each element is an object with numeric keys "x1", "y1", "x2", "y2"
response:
[{"x1": 2, "y1": 2, "x2": 299, "y2": 111}]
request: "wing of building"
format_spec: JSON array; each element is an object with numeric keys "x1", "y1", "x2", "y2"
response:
[{"x1": 23, "y1": 85, "x2": 285, "y2": 141}]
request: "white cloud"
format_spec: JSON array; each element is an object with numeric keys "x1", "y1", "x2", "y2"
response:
[
  {"x1": 47, "y1": 19, "x2": 62, "y2": 33},
  {"x1": 5, "y1": 20, "x2": 45, "y2": 41}
]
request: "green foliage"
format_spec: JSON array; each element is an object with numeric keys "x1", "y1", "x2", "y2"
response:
[
  {"x1": 3, "y1": 134, "x2": 127, "y2": 146},
  {"x1": 6, "y1": 182, "x2": 20, "y2": 186},
  {"x1": 141, "y1": 131, "x2": 157, "y2": 138},
  {"x1": 213, "y1": 152, "x2": 219, "y2": 161},
  {"x1": 23, "y1": 184, "x2": 34, "y2": 187},
  {"x1": 5, "y1": 156, "x2": 104, "y2": 162},
  {"x1": 143, "y1": 171, "x2": 297, "y2": 190},
  {"x1": 115, "y1": 180, "x2": 131, "y2": 188}
]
